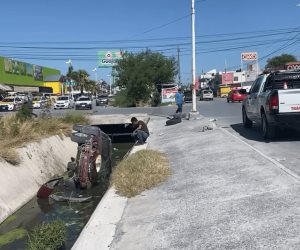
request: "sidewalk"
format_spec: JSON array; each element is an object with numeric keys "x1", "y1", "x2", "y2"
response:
[{"x1": 74, "y1": 115, "x2": 300, "y2": 250}]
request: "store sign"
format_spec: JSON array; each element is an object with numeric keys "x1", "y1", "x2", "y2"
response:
[
  {"x1": 285, "y1": 63, "x2": 300, "y2": 71},
  {"x1": 241, "y1": 52, "x2": 257, "y2": 61},
  {"x1": 97, "y1": 50, "x2": 123, "y2": 68}
]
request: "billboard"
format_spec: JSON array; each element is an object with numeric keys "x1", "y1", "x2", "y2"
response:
[
  {"x1": 161, "y1": 87, "x2": 177, "y2": 103},
  {"x1": 222, "y1": 72, "x2": 234, "y2": 84},
  {"x1": 4, "y1": 58, "x2": 36, "y2": 77},
  {"x1": 241, "y1": 52, "x2": 257, "y2": 61},
  {"x1": 97, "y1": 50, "x2": 123, "y2": 68},
  {"x1": 33, "y1": 65, "x2": 43, "y2": 81}
]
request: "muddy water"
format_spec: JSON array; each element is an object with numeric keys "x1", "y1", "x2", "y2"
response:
[{"x1": 0, "y1": 142, "x2": 133, "y2": 250}]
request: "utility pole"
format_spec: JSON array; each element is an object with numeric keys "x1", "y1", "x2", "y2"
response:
[
  {"x1": 191, "y1": 0, "x2": 198, "y2": 113},
  {"x1": 177, "y1": 47, "x2": 181, "y2": 85}
]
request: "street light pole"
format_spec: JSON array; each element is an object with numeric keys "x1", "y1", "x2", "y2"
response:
[
  {"x1": 65, "y1": 59, "x2": 72, "y2": 97},
  {"x1": 191, "y1": 0, "x2": 198, "y2": 113},
  {"x1": 92, "y1": 68, "x2": 97, "y2": 83},
  {"x1": 107, "y1": 74, "x2": 112, "y2": 95}
]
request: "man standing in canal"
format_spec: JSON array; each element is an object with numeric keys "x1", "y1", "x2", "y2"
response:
[{"x1": 130, "y1": 117, "x2": 149, "y2": 145}]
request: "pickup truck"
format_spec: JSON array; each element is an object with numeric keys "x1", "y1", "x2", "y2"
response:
[
  {"x1": 242, "y1": 71, "x2": 300, "y2": 139},
  {"x1": 75, "y1": 96, "x2": 92, "y2": 110}
]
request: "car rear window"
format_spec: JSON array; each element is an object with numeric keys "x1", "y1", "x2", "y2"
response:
[
  {"x1": 57, "y1": 97, "x2": 69, "y2": 100},
  {"x1": 265, "y1": 72, "x2": 300, "y2": 90},
  {"x1": 78, "y1": 98, "x2": 90, "y2": 101}
]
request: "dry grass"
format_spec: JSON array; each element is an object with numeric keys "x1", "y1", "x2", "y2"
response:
[
  {"x1": 111, "y1": 149, "x2": 171, "y2": 198},
  {"x1": 0, "y1": 113, "x2": 88, "y2": 165}
]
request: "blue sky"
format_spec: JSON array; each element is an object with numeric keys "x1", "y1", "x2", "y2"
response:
[{"x1": 1, "y1": 0, "x2": 300, "y2": 84}]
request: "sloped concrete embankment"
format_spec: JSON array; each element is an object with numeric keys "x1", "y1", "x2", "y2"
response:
[{"x1": 0, "y1": 135, "x2": 77, "y2": 224}]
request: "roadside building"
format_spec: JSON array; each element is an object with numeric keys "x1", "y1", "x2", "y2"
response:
[{"x1": 0, "y1": 56, "x2": 61, "y2": 94}]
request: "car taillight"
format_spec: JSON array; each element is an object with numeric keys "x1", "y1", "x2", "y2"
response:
[{"x1": 269, "y1": 92, "x2": 278, "y2": 111}]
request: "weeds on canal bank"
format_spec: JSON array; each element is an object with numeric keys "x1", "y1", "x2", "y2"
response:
[
  {"x1": 111, "y1": 149, "x2": 171, "y2": 198},
  {"x1": 27, "y1": 220, "x2": 66, "y2": 250},
  {"x1": 0, "y1": 228, "x2": 27, "y2": 247},
  {"x1": 0, "y1": 113, "x2": 89, "y2": 165}
]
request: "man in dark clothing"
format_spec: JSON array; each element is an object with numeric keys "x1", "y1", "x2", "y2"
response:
[{"x1": 131, "y1": 117, "x2": 149, "y2": 145}]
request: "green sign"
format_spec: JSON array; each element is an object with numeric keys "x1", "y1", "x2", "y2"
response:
[
  {"x1": 97, "y1": 50, "x2": 123, "y2": 68},
  {"x1": 65, "y1": 80, "x2": 77, "y2": 86}
]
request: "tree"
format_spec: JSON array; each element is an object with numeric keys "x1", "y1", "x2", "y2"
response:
[
  {"x1": 114, "y1": 50, "x2": 177, "y2": 106},
  {"x1": 70, "y1": 70, "x2": 90, "y2": 94},
  {"x1": 265, "y1": 54, "x2": 297, "y2": 70}
]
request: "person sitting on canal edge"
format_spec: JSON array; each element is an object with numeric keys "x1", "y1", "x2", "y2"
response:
[
  {"x1": 175, "y1": 87, "x2": 184, "y2": 113},
  {"x1": 131, "y1": 117, "x2": 149, "y2": 145}
]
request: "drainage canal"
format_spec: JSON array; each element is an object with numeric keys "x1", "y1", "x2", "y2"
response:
[{"x1": 0, "y1": 124, "x2": 134, "y2": 250}]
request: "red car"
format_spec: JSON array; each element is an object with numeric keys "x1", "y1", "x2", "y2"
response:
[{"x1": 227, "y1": 89, "x2": 247, "y2": 103}]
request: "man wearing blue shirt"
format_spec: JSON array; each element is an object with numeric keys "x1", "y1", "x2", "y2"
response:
[{"x1": 175, "y1": 88, "x2": 184, "y2": 113}]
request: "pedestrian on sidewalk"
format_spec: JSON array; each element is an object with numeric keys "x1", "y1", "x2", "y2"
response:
[
  {"x1": 175, "y1": 87, "x2": 184, "y2": 113},
  {"x1": 131, "y1": 117, "x2": 149, "y2": 145}
]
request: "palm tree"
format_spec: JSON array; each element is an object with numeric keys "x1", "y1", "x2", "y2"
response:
[{"x1": 71, "y1": 70, "x2": 90, "y2": 95}]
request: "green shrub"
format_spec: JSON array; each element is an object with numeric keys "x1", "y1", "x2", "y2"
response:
[
  {"x1": 113, "y1": 89, "x2": 136, "y2": 107},
  {"x1": 16, "y1": 105, "x2": 32, "y2": 121},
  {"x1": 60, "y1": 112, "x2": 89, "y2": 124},
  {"x1": 151, "y1": 90, "x2": 161, "y2": 107},
  {"x1": 27, "y1": 220, "x2": 66, "y2": 250}
]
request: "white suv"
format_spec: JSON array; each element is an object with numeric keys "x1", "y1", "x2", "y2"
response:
[{"x1": 54, "y1": 96, "x2": 74, "y2": 109}]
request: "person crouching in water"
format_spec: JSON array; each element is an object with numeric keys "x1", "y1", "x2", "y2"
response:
[{"x1": 131, "y1": 117, "x2": 149, "y2": 145}]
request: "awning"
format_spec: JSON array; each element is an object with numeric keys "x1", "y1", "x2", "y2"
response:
[
  {"x1": 0, "y1": 84, "x2": 13, "y2": 91},
  {"x1": 13, "y1": 86, "x2": 39, "y2": 92}
]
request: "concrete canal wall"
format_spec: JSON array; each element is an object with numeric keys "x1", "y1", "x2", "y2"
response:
[{"x1": 0, "y1": 135, "x2": 77, "y2": 224}]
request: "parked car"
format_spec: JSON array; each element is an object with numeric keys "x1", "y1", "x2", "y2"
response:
[
  {"x1": 199, "y1": 89, "x2": 213, "y2": 101},
  {"x1": 242, "y1": 70, "x2": 300, "y2": 139},
  {"x1": 96, "y1": 95, "x2": 109, "y2": 106},
  {"x1": 32, "y1": 96, "x2": 46, "y2": 109},
  {"x1": 0, "y1": 96, "x2": 23, "y2": 111},
  {"x1": 184, "y1": 90, "x2": 192, "y2": 103},
  {"x1": 75, "y1": 96, "x2": 92, "y2": 110},
  {"x1": 54, "y1": 96, "x2": 74, "y2": 109},
  {"x1": 227, "y1": 89, "x2": 247, "y2": 103}
]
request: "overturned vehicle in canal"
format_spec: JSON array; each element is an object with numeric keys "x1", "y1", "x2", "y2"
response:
[{"x1": 70, "y1": 124, "x2": 112, "y2": 189}]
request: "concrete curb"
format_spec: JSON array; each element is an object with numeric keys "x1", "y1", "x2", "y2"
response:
[{"x1": 72, "y1": 142, "x2": 148, "y2": 250}]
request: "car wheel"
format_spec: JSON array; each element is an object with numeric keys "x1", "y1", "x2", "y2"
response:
[
  {"x1": 242, "y1": 107, "x2": 252, "y2": 128},
  {"x1": 261, "y1": 113, "x2": 276, "y2": 140}
]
